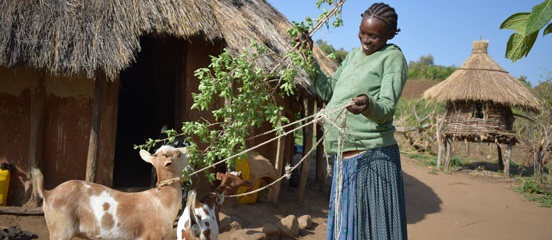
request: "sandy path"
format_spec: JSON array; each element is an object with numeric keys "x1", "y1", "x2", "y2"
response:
[
  {"x1": 221, "y1": 156, "x2": 552, "y2": 239},
  {"x1": 403, "y1": 158, "x2": 552, "y2": 240}
]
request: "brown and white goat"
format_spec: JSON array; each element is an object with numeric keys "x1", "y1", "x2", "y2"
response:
[
  {"x1": 177, "y1": 172, "x2": 251, "y2": 240},
  {"x1": 32, "y1": 145, "x2": 189, "y2": 240}
]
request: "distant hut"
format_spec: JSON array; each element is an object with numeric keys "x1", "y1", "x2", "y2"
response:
[
  {"x1": 0, "y1": 0, "x2": 335, "y2": 206},
  {"x1": 423, "y1": 40, "x2": 541, "y2": 177}
]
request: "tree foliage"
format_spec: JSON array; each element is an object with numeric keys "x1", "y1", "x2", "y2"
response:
[
  {"x1": 512, "y1": 71, "x2": 552, "y2": 198},
  {"x1": 501, "y1": 0, "x2": 552, "y2": 61},
  {"x1": 135, "y1": 0, "x2": 347, "y2": 180},
  {"x1": 180, "y1": 42, "x2": 298, "y2": 173},
  {"x1": 316, "y1": 39, "x2": 348, "y2": 64},
  {"x1": 407, "y1": 54, "x2": 456, "y2": 80}
]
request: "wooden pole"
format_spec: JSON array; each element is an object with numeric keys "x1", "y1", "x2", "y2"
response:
[
  {"x1": 465, "y1": 141, "x2": 470, "y2": 158},
  {"x1": 297, "y1": 98, "x2": 314, "y2": 202},
  {"x1": 315, "y1": 100, "x2": 326, "y2": 192},
  {"x1": 85, "y1": 76, "x2": 104, "y2": 182},
  {"x1": 436, "y1": 109, "x2": 447, "y2": 169},
  {"x1": 28, "y1": 75, "x2": 46, "y2": 206},
  {"x1": 0, "y1": 206, "x2": 43, "y2": 215},
  {"x1": 444, "y1": 137, "x2": 452, "y2": 171},
  {"x1": 270, "y1": 136, "x2": 286, "y2": 203},
  {"x1": 504, "y1": 141, "x2": 512, "y2": 178},
  {"x1": 497, "y1": 142, "x2": 504, "y2": 171}
]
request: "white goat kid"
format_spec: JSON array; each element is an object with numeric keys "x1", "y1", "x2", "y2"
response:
[
  {"x1": 177, "y1": 172, "x2": 251, "y2": 240},
  {"x1": 32, "y1": 145, "x2": 189, "y2": 240}
]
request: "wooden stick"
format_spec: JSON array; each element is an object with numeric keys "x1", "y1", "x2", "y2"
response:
[
  {"x1": 298, "y1": 98, "x2": 315, "y2": 202},
  {"x1": 0, "y1": 206, "x2": 43, "y2": 216},
  {"x1": 270, "y1": 136, "x2": 286, "y2": 203},
  {"x1": 28, "y1": 74, "x2": 46, "y2": 206},
  {"x1": 86, "y1": 75, "x2": 104, "y2": 182}
]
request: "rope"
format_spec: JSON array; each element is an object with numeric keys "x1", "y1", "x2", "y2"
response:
[
  {"x1": 228, "y1": 127, "x2": 329, "y2": 198},
  {"x1": 226, "y1": 101, "x2": 352, "y2": 198},
  {"x1": 156, "y1": 176, "x2": 183, "y2": 189},
  {"x1": 189, "y1": 101, "x2": 354, "y2": 177},
  {"x1": 156, "y1": 101, "x2": 353, "y2": 194},
  {"x1": 334, "y1": 117, "x2": 347, "y2": 240},
  {"x1": 243, "y1": 109, "x2": 318, "y2": 142},
  {"x1": 155, "y1": 106, "x2": 330, "y2": 189},
  {"x1": 152, "y1": 1, "x2": 352, "y2": 194}
]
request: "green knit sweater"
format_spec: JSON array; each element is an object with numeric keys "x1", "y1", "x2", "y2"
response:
[{"x1": 311, "y1": 44, "x2": 407, "y2": 153}]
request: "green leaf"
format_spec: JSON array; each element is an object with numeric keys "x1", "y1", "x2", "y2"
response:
[
  {"x1": 526, "y1": 0, "x2": 552, "y2": 35},
  {"x1": 505, "y1": 31, "x2": 539, "y2": 62},
  {"x1": 500, "y1": 12, "x2": 530, "y2": 33},
  {"x1": 544, "y1": 22, "x2": 552, "y2": 35}
]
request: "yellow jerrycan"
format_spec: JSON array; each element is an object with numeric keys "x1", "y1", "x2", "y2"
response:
[{"x1": 0, "y1": 163, "x2": 11, "y2": 206}]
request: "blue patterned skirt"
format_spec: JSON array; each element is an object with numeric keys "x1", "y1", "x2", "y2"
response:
[{"x1": 326, "y1": 144, "x2": 407, "y2": 240}]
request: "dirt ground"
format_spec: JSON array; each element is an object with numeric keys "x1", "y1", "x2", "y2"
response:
[
  {"x1": 400, "y1": 79, "x2": 440, "y2": 100},
  {"x1": 2, "y1": 154, "x2": 552, "y2": 240}
]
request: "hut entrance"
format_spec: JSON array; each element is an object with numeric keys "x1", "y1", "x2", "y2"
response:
[{"x1": 113, "y1": 35, "x2": 187, "y2": 189}]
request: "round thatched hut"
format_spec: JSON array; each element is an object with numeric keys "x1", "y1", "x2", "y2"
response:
[{"x1": 423, "y1": 40, "x2": 541, "y2": 177}]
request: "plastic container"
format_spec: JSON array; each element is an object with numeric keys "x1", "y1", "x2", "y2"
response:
[
  {"x1": 0, "y1": 163, "x2": 10, "y2": 206},
  {"x1": 234, "y1": 156, "x2": 262, "y2": 204}
]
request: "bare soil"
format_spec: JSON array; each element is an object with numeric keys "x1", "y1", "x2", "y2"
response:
[
  {"x1": 401, "y1": 79, "x2": 440, "y2": 100},
  {"x1": 2, "y1": 154, "x2": 552, "y2": 240}
]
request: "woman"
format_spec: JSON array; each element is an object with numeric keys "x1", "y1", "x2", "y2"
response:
[{"x1": 308, "y1": 3, "x2": 408, "y2": 240}]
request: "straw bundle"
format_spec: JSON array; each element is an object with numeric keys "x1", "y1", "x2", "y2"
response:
[{"x1": 422, "y1": 40, "x2": 541, "y2": 112}]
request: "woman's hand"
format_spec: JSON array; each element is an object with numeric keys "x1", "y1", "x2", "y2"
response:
[{"x1": 347, "y1": 95, "x2": 370, "y2": 114}]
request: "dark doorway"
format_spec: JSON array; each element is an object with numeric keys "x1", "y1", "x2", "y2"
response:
[{"x1": 113, "y1": 35, "x2": 186, "y2": 189}]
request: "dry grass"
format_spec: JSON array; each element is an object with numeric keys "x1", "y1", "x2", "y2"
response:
[{"x1": 0, "y1": 0, "x2": 335, "y2": 93}]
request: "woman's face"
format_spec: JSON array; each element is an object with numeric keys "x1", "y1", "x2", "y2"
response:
[{"x1": 358, "y1": 16, "x2": 393, "y2": 55}]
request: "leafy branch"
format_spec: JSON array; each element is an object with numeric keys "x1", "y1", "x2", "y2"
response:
[
  {"x1": 137, "y1": 0, "x2": 347, "y2": 180},
  {"x1": 501, "y1": 0, "x2": 552, "y2": 61}
]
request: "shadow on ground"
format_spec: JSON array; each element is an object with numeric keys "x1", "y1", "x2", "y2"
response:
[{"x1": 404, "y1": 172, "x2": 441, "y2": 224}]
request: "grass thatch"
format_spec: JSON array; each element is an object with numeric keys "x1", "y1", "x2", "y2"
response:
[
  {"x1": 422, "y1": 40, "x2": 541, "y2": 112},
  {"x1": 0, "y1": 0, "x2": 335, "y2": 92}
]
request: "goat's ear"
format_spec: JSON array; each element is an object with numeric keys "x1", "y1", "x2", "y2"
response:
[
  {"x1": 177, "y1": 147, "x2": 189, "y2": 158},
  {"x1": 139, "y1": 149, "x2": 153, "y2": 164}
]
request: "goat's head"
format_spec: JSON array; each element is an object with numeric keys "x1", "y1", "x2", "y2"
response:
[
  {"x1": 215, "y1": 172, "x2": 252, "y2": 195},
  {"x1": 139, "y1": 146, "x2": 190, "y2": 174}
]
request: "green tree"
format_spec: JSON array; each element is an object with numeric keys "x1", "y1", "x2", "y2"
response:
[
  {"x1": 534, "y1": 70, "x2": 552, "y2": 108},
  {"x1": 500, "y1": 0, "x2": 552, "y2": 61},
  {"x1": 407, "y1": 55, "x2": 456, "y2": 80},
  {"x1": 418, "y1": 55, "x2": 434, "y2": 65},
  {"x1": 518, "y1": 75, "x2": 532, "y2": 88}
]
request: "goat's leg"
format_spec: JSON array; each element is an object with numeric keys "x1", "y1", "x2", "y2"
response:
[
  {"x1": 45, "y1": 219, "x2": 75, "y2": 240},
  {"x1": 43, "y1": 207, "x2": 79, "y2": 240}
]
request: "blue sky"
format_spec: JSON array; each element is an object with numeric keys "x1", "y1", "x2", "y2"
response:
[{"x1": 268, "y1": 0, "x2": 552, "y2": 87}]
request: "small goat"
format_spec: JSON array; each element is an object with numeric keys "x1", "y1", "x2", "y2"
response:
[
  {"x1": 32, "y1": 145, "x2": 189, "y2": 240},
  {"x1": 177, "y1": 172, "x2": 251, "y2": 240}
]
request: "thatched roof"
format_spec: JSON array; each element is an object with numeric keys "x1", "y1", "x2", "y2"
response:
[
  {"x1": 0, "y1": 0, "x2": 335, "y2": 92},
  {"x1": 422, "y1": 40, "x2": 541, "y2": 112}
]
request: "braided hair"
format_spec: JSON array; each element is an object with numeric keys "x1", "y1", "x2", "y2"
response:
[{"x1": 361, "y1": 3, "x2": 400, "y2": 35}]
